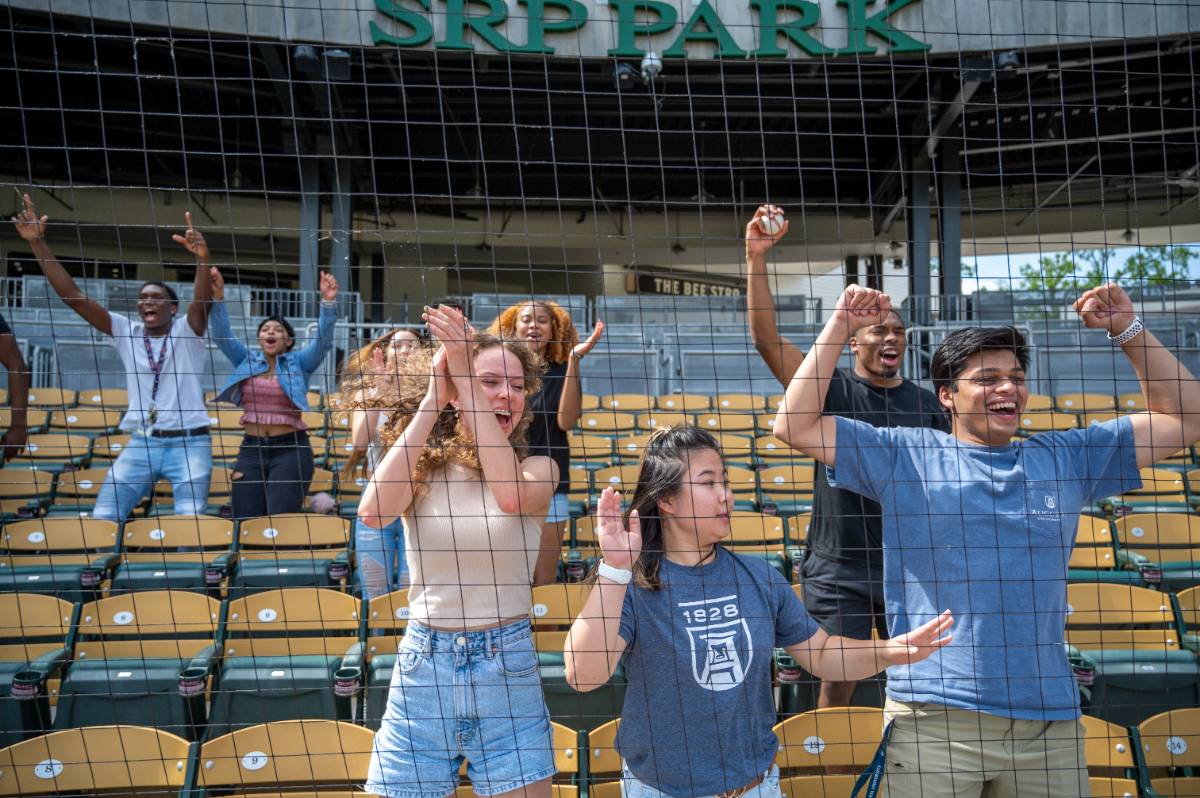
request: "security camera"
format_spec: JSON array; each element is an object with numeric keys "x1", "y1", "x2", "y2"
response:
[
  {"x1": 640, "y1": 52, "x2": 662, "y2": 83},
  {"x1": 614, "y1": 63, "x2": 641, "y2": 91}
]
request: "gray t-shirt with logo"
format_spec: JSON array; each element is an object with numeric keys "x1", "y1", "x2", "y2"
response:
[{"x1": 617, "y1": 547, "x2": 818, "y2": 797}]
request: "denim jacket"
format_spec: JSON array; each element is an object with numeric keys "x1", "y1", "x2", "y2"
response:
[{"x1": 210, "y1": 300, "x2": 337, "y2": 411}]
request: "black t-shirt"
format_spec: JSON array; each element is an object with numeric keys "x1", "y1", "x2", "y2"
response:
[
  {"x1": 0, "y1": 311, "x2": 12, "y2": 337},
  {"x1": 527, "y1": 360, "x2": 570, "y2": 494},
  {"x1": 806, "y1": 368, "x2": 950, "y2": 579}
]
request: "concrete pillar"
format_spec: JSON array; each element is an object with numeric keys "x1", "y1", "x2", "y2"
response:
[
  {"x1": 907, "y1": 152, "x2": 932, "y2": 326},
  {"x1": 298, "y1": 156, "x2": 320, "y2": 299},
  {"x1": 329, "y1": 157, "x2": 353, "y2": 319},
  {"x1": 938, "y1": 138, "x2": 962, "y2": 320}
]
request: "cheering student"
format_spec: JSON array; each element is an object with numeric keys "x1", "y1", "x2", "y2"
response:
[
  {"x1": 745, "y1": 204, "x2": 949, "y2": 717},
  {"x1": 340, "y1": 327, "x2": 423, "y2": 599},
  {"x1": 564, "y1": 425, "x2": 953, "y2": 798},
  {"x1": 208, "y1": 266, "x2": 338, "y2": 519},
  {"x1": 774, "y1": 283, "x2": 1200, "y2": 797},
  {"x1": 490, "y1": 300, "x2": 605, "y2": 585},
  {"x1": 12, "y1": 193, "x2": 215, "y2": 520},
  {"x1": 0, "y1": 309, "x2": 29, "y2": 461},
  {"x1": 362, "y1": 305, "x2": 560, "y2": 798}
]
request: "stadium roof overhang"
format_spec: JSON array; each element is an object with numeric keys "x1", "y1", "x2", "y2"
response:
[{"x1": 2, "y1": 3, "x2": 1198, "y2": 279}]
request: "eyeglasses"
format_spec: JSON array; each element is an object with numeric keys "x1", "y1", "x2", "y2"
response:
[{"x1": 961, "y1": 375, "x2": 1026, "y2": 388}]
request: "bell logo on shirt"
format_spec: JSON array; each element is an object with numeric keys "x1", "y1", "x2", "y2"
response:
[
  {"x1": 1045, "y1": 495, "x2": 1057, "y2": 510},
  {"x1": 679, "y1": 594, "x2": 752, "y2": 692}
]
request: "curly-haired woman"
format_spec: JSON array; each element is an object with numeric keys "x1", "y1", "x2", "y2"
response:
[
  {"x1": 362, "y1": 304, "x2": 560, "y2": 798},
  {"x1": 490, "y1": 300, "x2": 604, "y2": 584}
]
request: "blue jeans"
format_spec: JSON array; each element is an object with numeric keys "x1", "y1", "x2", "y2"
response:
[
  {"x1": 356, "y1": 516, "x2": 407, "y2": 600},
  {"x1": 93, "y1": 433, "x2": 213, "y2": 521},
  {"x1": 620, "y1": 763, "x2": 781, "y2": 798},
  {"x1": 366, "y1": 619, "x2": 555, "y2": 798}
]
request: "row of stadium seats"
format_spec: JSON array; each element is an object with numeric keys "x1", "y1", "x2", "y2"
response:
[
  {"x1": 0, "y1": 387, "x2": 1154, "y2": 414},
  {"x1": 0, "y1": 467, "x2": 360, "y2": 519},
  {"x1": 5, "y1": 707, "x2": 1200, "y2": 798},
  {"x1": 0, "y1": 516, "x2": 353, "y2": 601},
  {"x1": 7, "y1": 582, "x2": 1200, "y2": 741}
]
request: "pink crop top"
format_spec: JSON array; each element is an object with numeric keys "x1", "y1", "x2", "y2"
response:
[{"x1": 240, "y1": 375, "x2": 307, "y2": 430}]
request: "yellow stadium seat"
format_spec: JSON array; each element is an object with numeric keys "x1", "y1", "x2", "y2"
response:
[
  {"x1": 364, "y1": 590, "x2": 411, "y2": 729},
  {"x1": 114, "y1": 515, "x2": 235, "y2": 594},
  {"x1": 0, "y1": 517, "x2": 119, "y2": 600},
  {"x1": 790, "y1": 513, "x2": 812, "y2": 547},
  {"x1": 1083, "y1": 412, "x2": 1120, "y2": 427},
  {"x1": 754, "y1": 413, "x2": 777, "y2": 434},
  {"x1": 75, "y1": 388, "x2": 128, "y2": 408},
  {"x1": 0, "y1": 593, "x2": 74, "y2": 746},
  {"x1": 755, "y1": 434, "x2": 804, "y2": 461},
  {"x1": 307, "y1": 389, "x2": 324, "y2": 409},
  {"x1": 1056, "y1": 393, "x2": 1116, "y2": 412},
  {"x1": 89, "y1": 434, "x2": 131, "y2": 465},
  {"x1": 715, "y1": 432, "x2": 754, "y2": 461},
  {"x1": 1018, "y1": 412, "x2": 1077, "y2": 432},
  {"x1": 0, "y1": 469, "x2": 55, "y2": 518},
  {"x1": 49, "y1": 468, "x2": 109, "y2": 517},
  {"x1": 24, "y1": 388, "x2": 77, "y2": 409},
  {"x1": 579, "y1": 393, "x2": 601, "y2": 411},
  {"x1": 578, "y1": 411, "x2": 637, "y2": 435},
  {"x1": 655, "y1": 393, "x2": 710, "y2": 411},
  {"x1": 205, "y1": 408, "x2": 243, "y2": 431},
  {"x1": 1081, "y1": 714, "x2": 1140, "y2": 798},
  {"x1": 0, "y1": 408, "x2": 49, "y2": 435},
  {"x1": 593, "y1": 465, "x2": 641, "y2": 495},
  {"x1": 232, "y1": 514, "x2": 351, "y2": 596},
  {"x1": 1137, "y1": 708, "x2": 1200, "y2": 797},
  {"x1": 568, "y1": 433, "x2": 615, "y2": 466},
  {"x1": 758, "y1": 463, "x2": 817, "y2": 514},
  {"x1": 600, "y1": 393, "x2": 654, "y2": 412},
  {"x1": 531, "y1": 582, "x2": 591, "y2": 653},
  {"x1": 1066, "y1": 582, "x2": 1181, "y2": 651},
  {"x1": 573, "y1": 516, "x2": 600, "y2": 559},
  {"x1": 196, "y1": 720, "x2": 375, "y2": 794},
  {"x1": 612, "y1": 434, "x2": 652, "y2": 463},
  {"x1": 1178, "y1": 586, "x2": 1200, "y2": 631},
  {"x1": 727, "y1": 465, "x2": 758, "y2": 498},
  {"x1": 696, "y1": 413, "x2": 756, "y2": 433},
  {"x1": 636, "y1": 411, "x2": 691, "y2": 431},
  {"x1": 774, "y1": 707, "x2": 884, "y2": 793},
  {"x1": 1112, "y1": 513, "x2": 1200, "y2": 592},
  {"x1": 57, "y1": 590, "x2": 220, "y2": 736},
  {"x1": 712, "y1": 394, "x2": 767, "y2": 412},
  {"x1": 1117, "y1": 393, "x2": 1147, "y2": 412},
  {"x1": 12, "y1": 433, "x2": 92, "y2": 472},
  {"x1": 0, "y1": 725, "x2": 191, "y2": 795},
  {"x1": 587, "y1": 718, "x2": 622, "y2": 797},
  {"x1": 48, "y1": 408, "x2": 122, "y2": 435},
  {"x1": 1025, "y1": 394, "x2": 1054, "y2": 411},
  {"x1": 210, "y1": 432, "x2": 244, "y2": 464},
  {"x1": 210, "y1": 589, "x2": 364, "y2": 737}
]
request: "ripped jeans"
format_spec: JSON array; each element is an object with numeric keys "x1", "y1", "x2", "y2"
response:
[
  {"x1": 230, "y1": 430, "x2": 315, "y2": 519},
  {"x1": 355, "y1": 516, "x2": 407, "y2": 600}
]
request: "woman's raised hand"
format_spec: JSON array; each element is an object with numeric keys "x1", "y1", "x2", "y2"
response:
[
  {"x1": 423, "y1": 304, "x2": 473, "y2": 387},
  {"x1": 595, "y1": 487, "x2": 641, "y2": 571},
  {"x1": 572, "y1": 320, "x2": 606, "y2": 360},
  {"x1": 425, "y1": 346, "x2": 457, "y2": 409},
  {"x1": 12, "y1": 193, "x2": 47, "y2": 242},
  {"x1": 209, "y1": 266, "x2": 225, "y2": 301},
  {"x1": 320, "y1": 270, "x2": 339, "y2": 302}
]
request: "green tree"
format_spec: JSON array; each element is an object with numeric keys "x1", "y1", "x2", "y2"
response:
[
  {"x1": 1016, "y1": 250, "x2": 1110, "y2": 293},
  {"x1": 1115, "y1": 245, "x2": 1196, "y2": 287}
]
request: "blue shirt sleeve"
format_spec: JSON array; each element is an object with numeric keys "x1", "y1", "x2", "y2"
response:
[
  {"x1": 1073, "y1": 416, "x2": 1142, "y2": 502},
  {"x1": 773, "y1": 570, "x2": 818, "y2": 647},
  {"x1": 824, "y1": 415, "x2": 897, "y2": 503},
  {"x1": 618, "y1": 586, "x2": 636, "y2": 648}
]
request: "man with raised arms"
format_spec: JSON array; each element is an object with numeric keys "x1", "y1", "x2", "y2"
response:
[{"x1": 773, "y1": 282, "x2": 1200, "y2": 797}]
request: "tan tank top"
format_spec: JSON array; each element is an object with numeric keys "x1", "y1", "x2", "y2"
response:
[{"x1": 403, "y1": 464, "x2": 541, "y2": 627}]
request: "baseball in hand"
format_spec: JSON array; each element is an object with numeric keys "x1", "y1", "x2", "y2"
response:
[{"x1": 757, "y1": 211, "x2": 785, "y2": 236}]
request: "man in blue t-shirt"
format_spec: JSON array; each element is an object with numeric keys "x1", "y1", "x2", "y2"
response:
[{"x1": 773, "y1": 282, "x2": 1200, "y2": 797}]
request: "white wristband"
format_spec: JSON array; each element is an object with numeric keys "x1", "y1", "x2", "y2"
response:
[
  {"x1": 1107, "y1": 316, "x2": 1144, "y2": 346},
  {"x1": 597, "y1": 560, "x2": 633, "y2": 584}
]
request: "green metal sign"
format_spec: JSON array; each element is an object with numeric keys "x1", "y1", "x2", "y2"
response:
[{"x1": 370, "y1": 0, "x2": 930, "y2": 57}]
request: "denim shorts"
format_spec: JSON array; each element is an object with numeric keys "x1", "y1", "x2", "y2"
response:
[
  {"x1": 365, "y1": 618, "x2": 556, "y2": 798},
  {"x1": 620, "y1": 762, "x2": 781, "y2": 798},
  {"x1": 544, "y1": 491, "x2": 570, "y2": 524}
]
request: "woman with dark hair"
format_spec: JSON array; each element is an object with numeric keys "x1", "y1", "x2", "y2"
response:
[
  {"x1": 363, "y1": 304, "x2": 560, "y2": 798},
  {"x1": 564, "y1": 425, "x2": 954, "y2": 798},
  {"x1": 489, "y1": 300, "x2": 604, "y2": 585},
  {"x1": 209, "y1": 267, "x2": 339, "y2": 519}
]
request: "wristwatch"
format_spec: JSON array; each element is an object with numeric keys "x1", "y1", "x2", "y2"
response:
[
  {"x1": 1107, "y1": 316, "x2": 1144, "y2": 346},
  {"x1": 597, "y1": 560, "x2": 633, "y2": 584}
]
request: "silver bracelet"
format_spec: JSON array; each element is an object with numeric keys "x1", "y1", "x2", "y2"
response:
[{"x1": 1107, "y1": 316, "x2": 1144, "y2": 346}]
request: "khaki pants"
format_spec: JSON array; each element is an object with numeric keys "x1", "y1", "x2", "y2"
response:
[{"x1": 880, "y1": 699, "x2": 1090, "y2": 798}]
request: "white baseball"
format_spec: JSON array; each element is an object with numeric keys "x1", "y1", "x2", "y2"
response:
[{"x1": 757, "y1": 212, "x2": 785, "y2": 236}]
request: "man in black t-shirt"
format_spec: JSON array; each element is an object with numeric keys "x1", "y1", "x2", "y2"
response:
[{"x1": 744, "y1": 205, "x2": 948, "y2": 711}]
